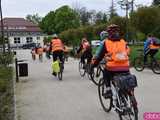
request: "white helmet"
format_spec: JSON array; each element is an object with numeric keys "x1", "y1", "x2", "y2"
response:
[{"x1": 53, "y1": 34, "x2": 58, "y2": 38}]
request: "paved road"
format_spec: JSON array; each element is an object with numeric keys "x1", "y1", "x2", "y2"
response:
[{"x1": 15, "y1": 50, "x2": 160, "y2": 120}]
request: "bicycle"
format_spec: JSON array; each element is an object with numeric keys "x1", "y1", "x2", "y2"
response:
[
  {"x1": 39, "y1": 54, "x2": 43, "y2": 62},
  {"x1": 98, "y1": 70, "x2": 138, "y2": 120},
  {"x1": 78, "y1": 60, "x2": 92, "y2": 80},
  {"x1": 134, "y1": 49, "x2": 160, "y2": 74},
  {"x1": 57, "y1": 60, "x2": 64, "y2": 80},
  {"x1": 89, "y1": 60, "x2": 105, "y2": 86}
]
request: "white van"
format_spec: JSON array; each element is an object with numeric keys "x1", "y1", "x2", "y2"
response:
[{"x1": 91, "y1": 40, "x2": 101, "y2": 47}]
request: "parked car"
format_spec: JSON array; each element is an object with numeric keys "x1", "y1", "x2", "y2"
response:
[
  {"x1": 22, "y1": 43, "x2": 37, "y2": 49},
  {"x1": 91, "y1": 40, "x2": 101, "y2": 47}
]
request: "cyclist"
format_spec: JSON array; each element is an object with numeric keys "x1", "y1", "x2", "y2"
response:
[
  {"x1": 31, "y1": 48, "x2": 36, "y2": 60},
  {"x1": 44, "y1": 43, "x2": 51, "y2": 59},
  {"x1": 91, "y1": 24, "x2": 130, "y2": 97},
  {"x1": 64, "y1": 45, "x2": 69, "y2": 62},
  {"x1": 77, "y1": 37, "x2": 92, "y2": 68},
  {"x1": 100, "y1": 31, "x2": 108, "y2": 42},
  {"x1": 144, "y1": 34, "x2": 160, "y2": 64},
  {"x1": 95, "y1": 31, "x2": 109, "y2": 56},
  {"x1": 50, "y1": 34, "x2": 64, "y2": 76},
  {"x1": 37, "y1": 46, "x2": 43, "y2": 61}
]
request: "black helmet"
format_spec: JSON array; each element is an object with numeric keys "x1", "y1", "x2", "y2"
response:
[{"x1": 107, "y1": 24, "x2": 120, "y2": 40}]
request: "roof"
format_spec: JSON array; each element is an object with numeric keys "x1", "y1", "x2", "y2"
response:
[{"x1": 0, "y1": 18, "x2": 42, "y2": 32}]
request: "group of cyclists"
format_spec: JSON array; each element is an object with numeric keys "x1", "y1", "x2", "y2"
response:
[
  {"x1": 31, "y1": 23, "x2": 160, "y2": 84},
  {"x1": 30, "y1": 24, "x2": 160, "y2": 119}
]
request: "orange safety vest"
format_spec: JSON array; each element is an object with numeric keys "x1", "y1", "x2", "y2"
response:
[
  {"x1": 37, "y1": 48, "x2": 43, "y2": 55},
  {"x1": 51, "y1": 39, "x2": 63, "y2": 52},
  {"x1": 149, "y1": 44, "x2": 160, "y2": 49},
  {"x1": 105, "y1": 39, "x2": 129, "y2": 71}
]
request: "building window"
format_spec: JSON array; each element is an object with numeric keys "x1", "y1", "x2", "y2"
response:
[
  {"x1": 14, "y1": 37, "x2": 21, "y2": 44},
  {"x1": 37, "y1": 37, "x2": 40, "y2": 40},
  {"x1": 26, "y1": 37, "x2": 33, "y2": 43}
]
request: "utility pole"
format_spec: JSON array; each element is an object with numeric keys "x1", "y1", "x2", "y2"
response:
[
  {"x1": 0, "y1": 0, "x2": 5, "y2": 53},
  {"x1": 131, "y1": 0, "x2": 134, "y2": 14},
  {"x1": 7, "y1": 26, "x2": 11, "y2": 52},
  {"x1": 125, "y1": 0, "x2": 129, "y2": 42}
]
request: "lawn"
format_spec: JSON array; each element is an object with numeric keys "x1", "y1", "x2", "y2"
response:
[
  {"x1": 0, "y1": 66, "x2": 14, "y2": 120},
  {"x1": 92, "y1": 45, "x2": 160, "y2": 65}
]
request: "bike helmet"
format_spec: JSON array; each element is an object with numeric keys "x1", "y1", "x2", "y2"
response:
[
  {"x1": 107, "y1": 24, "x2": 120, "y2": 40},
  {"x1": 53, "y1": 34, "x2": 58, "y2": 38},
  {"x1": 100, "y1": 31, "x2": 108, "y2": 41}
]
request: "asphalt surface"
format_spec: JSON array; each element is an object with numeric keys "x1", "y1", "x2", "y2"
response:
[{"x1": 15, "y1": 50, "x2": 160, "y2": 120}]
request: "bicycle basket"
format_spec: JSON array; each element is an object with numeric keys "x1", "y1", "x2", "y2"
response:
[{"x1": 113, "y1": 73, "x2": 137, "y2": 90}]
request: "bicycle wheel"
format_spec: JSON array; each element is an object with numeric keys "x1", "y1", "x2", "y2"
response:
[
  {"x1": 79, "y1": 61, "x2": 85, "y2": 77},
  {"x1": 151, "y1": 59, "x2": 160, "y2": 74},
  {"x1": 39, "y1": 55, "x2": 43, "y2": 62},
  {"x1": 58, "y1": 63, "x2": 63, "y2": 80},
  {"x1": 98, "y1": 78, "x2": 112, "y2": 112},
  {"x1": 90, "y1": 66, "x2": 103, "y2": 86},
  {"x1": 118, "y1": 93, "x2": 138, "y2": 120},
  {"x1": 134, "y1": 57, "x2": 144, "y2": 71}
]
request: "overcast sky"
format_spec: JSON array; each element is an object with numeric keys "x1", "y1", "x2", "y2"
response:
[{"x1": 2, "y1": 0, "x2": 152, "y2": 18}]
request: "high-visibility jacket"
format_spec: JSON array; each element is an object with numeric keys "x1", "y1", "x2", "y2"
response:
[
  {"x1": 51, "y1": 39, "x2": 64, "y2": 52},
  {"x1": 105, "y1": 39, "x2": 129, "y2": 71},
  {"x1": 37, "y1": 48, "x2": 43, "y2": 55},
  {"x1": 149, "y1": 44, "x2": 160, "y2": 49}
]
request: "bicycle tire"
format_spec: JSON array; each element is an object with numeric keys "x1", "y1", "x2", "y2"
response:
[
  {"x1": 58, "y1": 62, "x2": 63, "y2": 80},
  {"x1": 133, "y1": 57, "x2": 144, "y2": 72},
  {"x1": 118, "y1": 93, "x2": 138, "y2": 120},
  {"x1": 90, "y1": 66, "x2": 103, "y2": 86},
  {"x1": 98, "y1": 78, "x2": 112, "y2": 112},
  {"x1": 79, "y1": 61, "x2": 85, "y2": 77},
  {"x1": 151, "y1": 59, "x2": 160, "y2": 74},
  {"x1": 39, "y1": 55, "x2": 43, "y2": 62}
]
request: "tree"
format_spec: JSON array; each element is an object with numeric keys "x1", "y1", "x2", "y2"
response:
[
  {"x1": 152, "y1": 0, "x2": 160, "y2": 6},
  {"x1": 109, "y1": 16, "x2": 127, "y2": 37},
  {"x1": 77, "y1": 7, "x2": 91, "y2": 26},
  {"x1": 54, "y1": 5, "x2": 80, "y2": 33},
  {"x1": 39, "y1": 11, "x2": 55, "y2": 34},
  {"x1": 26, "y1": 13, "x2": 42, "y2": 25},
  {"x1": 95, "y1": 12, "x2": 108, "y2": 25},
  {"x1": 130, "y1": 6, "x2": 160, "y2": 35},
  {"x1": 109, "y1": 0, "x2": 118, "y2": 19}
]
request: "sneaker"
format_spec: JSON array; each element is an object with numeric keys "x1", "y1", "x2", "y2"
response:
[
  {"x1": 102, "y1": 90, "x2": 112, "y2": 99},
  {"x1": 52, "y1": 72, "x2": 57, "y2": 77}
]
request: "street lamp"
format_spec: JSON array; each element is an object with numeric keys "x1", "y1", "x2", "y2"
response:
[{"x1": 0, "y1": 0, "x2": 5, "y2": 53}]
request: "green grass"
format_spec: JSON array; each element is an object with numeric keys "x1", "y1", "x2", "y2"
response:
[
  {"x1": 0, "y1": 66, "x2": 13, "y2": 120},
  {"x1": 92, "y1": 45, "x2": 160, "y2": 65},
  {"x1": 0, "y1": 67, "x2": 13, "y2": 93}
]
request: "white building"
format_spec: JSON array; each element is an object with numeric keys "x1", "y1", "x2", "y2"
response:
[{"x1": 0, "y1": 18, "x2": 44, "y2": 47}]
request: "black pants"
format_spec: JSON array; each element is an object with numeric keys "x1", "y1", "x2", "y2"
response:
[
  {"x1": 81, "y1": 50, "x2": 92, "y2": 64},
  {"x1": 144, "y1": 49, "x2": 158, "y2": 63},
  {"x1": 52, "y1": 50, "x2": 64, "y2": 63},
  {"x1": 103, "y1": 69, "x2": 129, "y2": 87}
]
